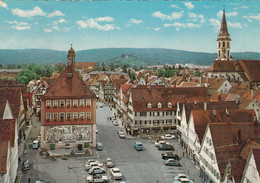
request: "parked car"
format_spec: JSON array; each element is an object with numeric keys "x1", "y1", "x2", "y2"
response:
[
  {"x1": 165, "y1": 159, "x2": 180, "y2": 166},
  {"x1": 110, "y1": 167, "x2": 123, "y2": 180},
  {"x1": 96, "y1": 142, "x2": 103, "y2": 151},
  {"x1": 32, "y1": 140, "x2": 40, "y2": 149},
  {"x1": 21, "y1": 160, "x2": 30, "y2": 171},
  {"x1": 172, "y1": 178, "x2": 194, "y2": 183},
  {"x1": 174, "y1": 174, "x2": 189, "y2": 180},
  {"x1": 86, "y1": 174, "x2": 108, "y2": 183},
  {"x1": 35, "y1": 180, "x2": 51, "y2": 183},
  {"x1": 112, "y1": 120, "x2": 119, "y2": 126},
  {"x1": 154, "y1": 140, "x2": 170, "y2": 147},
  {"x1": 88, "y1": 166, "x2": 106, "y2": 175},
  {"x1": 104, "y1": 158, "x2": 114, "y2": 168},
  {"x1": 134, "y1": 141, "x2": 144, "y2": 151},
  {"x1": 161, "y1": 152, "x2": 180, "y2": 160},
  {"x1": 161, "y1": 134, "x2": 176, "y2": 140},
  {"x1": 85, "y1": 159, "x2": 97, "y2": 165},
  {"x1": 157, "y1": 144, "x2": 174, "y2": 150},
  {"x1": 85, "y1": 161, "x2": 103, "y2": 170},
  {"x1": 117, "y1": 130, "x2": 125, "y2": 138}
]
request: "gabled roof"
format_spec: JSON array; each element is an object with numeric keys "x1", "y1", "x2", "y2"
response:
[
  {"x1": 111, "y1": 79, "x2": 128, "y2": 90},
  {"x1": 192, "y1": 109, "x2": 256, "y2": 143},
  {"x1": 201, "y1": 78, "x2": 226, "y2": 89},
  {"x1": 0, "y1": 141, "x2": 9, "y2": 174},
  {"x1": 209, "y1": 122, "x2": 260, "y2": 182},
  {"x1": 229, "y1": 83, "x2": 250, "y2": 97},
  {"x1": 238, "y1": 60, "x2": 260, "y2": 82},
  {"x1": 0, "y1": 119, "x2": 16, "y2": 147},
  {"x1": 131, "y1": 87, "x2": 209, "y2": 111},
  {"x1": 122, "y1": 84, "x2": 132, "y2": 94},
  {"x1": 75, "y1": 62, "x2": 96, "y2": 71},
  {"x1": 178, "y1": 82, "x2": 198, "y2": 87},
  {"x1": 240, "y1": 139, "x2": 260, "y2": 160},
  {"x1": 43, "y1": 65, "x2": 96, "y2": 99},
  {"x1": 209, "y1": 60, "x2": 242, "y2": 72}
]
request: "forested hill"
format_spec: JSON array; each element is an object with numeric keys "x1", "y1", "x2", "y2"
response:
[{"x1": 0, "y1": 48, "x2": 260, "y2": 66}]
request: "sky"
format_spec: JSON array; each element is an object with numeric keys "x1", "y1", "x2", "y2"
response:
[{"x1": 0, "y1": 0, "x2": 259, "y2": 53}]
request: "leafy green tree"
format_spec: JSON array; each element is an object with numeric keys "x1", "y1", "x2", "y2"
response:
[{"x1": 122, "y1": 65, "x2": 127, "y2": 73}]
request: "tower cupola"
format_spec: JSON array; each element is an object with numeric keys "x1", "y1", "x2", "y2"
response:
[{"x1": 67, "y1": 44, "x2": 76, "y2": 66}]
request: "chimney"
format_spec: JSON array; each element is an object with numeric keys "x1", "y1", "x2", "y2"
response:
[
  {"x1": 235, "y1": 97, "x2": 239, "y2": 104},
  {"x1": 218, "y1": 94, "x2": 221, "y2": 101},
  {"x1": 237, "y1": 129, "x2": 241, "y2": 143},
  {"x1": 204, "y1": 102, "x2": 207, "y2": 111},
  {"x1": 194, "y1": 100, "x2": 197, "y2": 104},
  {"x1": 251, "y1": 89, "x2": 254, "y2": 100},
  {"x1": 225, "y1": 108, "x2": 229, "y2": 116}
]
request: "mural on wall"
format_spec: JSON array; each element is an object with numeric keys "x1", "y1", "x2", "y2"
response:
[{"x1": 46, "y1": 125, "x2": 91, "y2": 143}]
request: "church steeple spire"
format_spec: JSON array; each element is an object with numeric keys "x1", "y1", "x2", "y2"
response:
[{"x1": 216, "y1": 10, "x2": 232, "y2": 61}]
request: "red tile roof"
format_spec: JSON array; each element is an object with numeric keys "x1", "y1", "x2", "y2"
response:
[
  {"x1": 209, "y1": 60, "x2": 243, "y2": 72},
  {"x1": 43, "y1": 65, "x2": 96, "y2": 99},
  {"x1": 0, "y1": 119, "x2": 15, "y2": 147},
  {"x1": 201, "y1": 78, "x2": 226, "y2": 89},
  {"x1": 131, "y1": 87, "x2": 209, "y2": 111},
  {"x1": 239, "y1": 139, "x2": 260, "y2": 160},
  {"x1": 238, "y1": 60, "x2": 260, "y2": 82},
  {"x1": 75, "y1": 62, "x2": 96, "y2": 71},
  {"x1": 122, "y1": 84, "x2": 132, "y2": 94},
  {"x1": 111, "y1": 79, "x2": 128, "y2": 90},
  {"x1": 0, "y1": 141, "x2": 9, "y2": 174}
]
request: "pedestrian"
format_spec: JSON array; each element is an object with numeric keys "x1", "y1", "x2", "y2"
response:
[
  {"x1": 18, "y1": 157, "x2": 21, "y2": 164},
  {"x1": 183, "y1": 152, "x2": 185, "y2": 157},
  {"x1": 28, "y1": 177, "x2": 31, "y2": 183}
]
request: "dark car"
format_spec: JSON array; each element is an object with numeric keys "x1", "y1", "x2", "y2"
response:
[
  {"x1": 162, "y1": 152, "x2": 180, "y2": 160},
  {"x1": 22, "y1": 160, "x2": 30, "y2": 171},
  {"x1": 157, "y1": 144, "x2": 174, "y2": 151}
]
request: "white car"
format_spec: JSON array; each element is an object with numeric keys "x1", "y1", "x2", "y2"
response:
[
  {"x1": 174, "y1": 174, "x2": 189, "y2": 180},
  {"x1": 85, "y1": 161, "x2": 103, "y2": 170},
  {"x1": 88, "y1": 166, "x2": 106, "y2": 175},
  {"x1": 117, "y1": 130, "x2": 125, "y2": 138},
  {"x1": 113, "y1": 121, "x2": 119, "y2": 126},
  {"x1": 161, "y1": 134, "x2": 176, "y2": 140},
  {"x1": 154, "y1": 140, "x2": 170, "y2": 147},
  {"x1": 85, "y1": 160, "x2": 103, "y2": 167},
  {"x1": 86, "y1": 174, "x2": 108, "y2": 183},
  {"x1": 110, "y1": 167, "x2": 123, "y2": 180}
]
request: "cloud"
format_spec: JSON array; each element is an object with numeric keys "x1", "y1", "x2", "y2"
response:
[
  {"x1": 184, "y1": 2, "x2": 194, "y2": 10},
  {"x1": 209, "y1": 18, "x2": 221, "y2": 32},
  {"x1": 187, "y1": 23, "x2": 201, "y2": 28},
  {"x1": 176, "y1": 28, "x2": 180, "y2": 31},
  {"x1": 48, "y1": 10, "x2": 64, "y2": 17},
  {"x1": 0, "y1": 1, "x2": 8, "y2": 9},
  {"x1": 233, "y1": 6, "x2": 248, "y2": 10},
  {"x1": 76, "y1": 18, "x2": 119, "y2": 31},
  {"x1": 43, "y1": 28, "x2": 52, "y2": 33},
  {"x1": 249, "y1": 14, "x2": 260, "y2": 22},
  {"x1": 217, "y1": 10, "x2": 238, "y2": 18},
  {"x1": 54, "y1": 18, "x2": 67, "y2": 25},
  {"x1": 6, "y1": 21, "x2": 30, "y2": 30},
  {"x1": 52, "y1": 26, "x2": 60, "y2": 31},
  {"x1": 227, "y1": 22, "x2": 242, "y2": 29},
  {"x1": 170, "y1": 4, "x2": 179, "y2": 9},
  {"x1": 164, "y1": 22, "x2": 200, "y2": 29},
  {"x1": 95, "y1": 16, "x2": 114, "y2": 22},
  {"x1": 154, "y1": 27, "x2": 160, "y2": 31},
  {"x1": 130, "y1": 19, "x2": 143, "y2": 24},
  {"x1": 12, "y1": 6, "x2": 46, "y2": 18},
  {"x1": 152, "y1": 11, "x2": 184, "y2": 21},
  {"x1": 188, "y1": 12, "x2": 205, "y2": 23}
]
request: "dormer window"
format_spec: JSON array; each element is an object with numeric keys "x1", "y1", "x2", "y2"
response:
[
  {"x1": 157, "y1": 102, "x2": 162, "y2": 108},
  {"x1": 147, "y1": 103, "x2": 152, "y2": 108},
  {"x1": 168, "y1": 102, "x2": 172, "y2": 108}
]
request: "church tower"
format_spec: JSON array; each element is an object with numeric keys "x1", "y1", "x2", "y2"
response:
[
  {"x1": 67, "y1": 44, "x2": 76, "y2": 66},
  {"x1": 216, "y1": 10, "x2": 232, "y2": 61}
]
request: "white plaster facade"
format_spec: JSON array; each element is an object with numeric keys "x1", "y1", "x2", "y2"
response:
[
  {"x1": 241, "y1": 151, "x2": 260, "y2": 183},
  {"x1": 217, "y1": 80, "x2": 232, "y2": 93},
  {"x1": 199, "y1": 125, "x2": 221, "y2": 183},
  {"x1": 207, "y1": 72, "x2": 244, "y2": 83}
]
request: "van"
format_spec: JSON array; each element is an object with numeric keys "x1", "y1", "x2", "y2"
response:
[
  {"x1": 134, "y1": 141, "x2": 143, "y2": 151},
  {"x1": 96, "y1": 142, "x2": 103, "y2": 151}
]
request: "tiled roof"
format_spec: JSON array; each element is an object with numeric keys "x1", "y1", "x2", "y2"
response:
[
  {"x1": 192, "y1": 109, "x2": 256, "y2": 143},
  {"x1": 43, "y1": 65, "x2": 96, "y2": 99},
  {"x1": 0, "y1": 141, "x2": 9, "y2": 174},
  {"x1": 209, "y1": 123, "x2": 260, "y2": 182},
  {"x1": 243, "y1": 90, "x2": 260, "y2": 102},
  {"x1": 111, "y1": 79, "x2": 128, "y2": 90},
  {"x1": 201, "y1": 78, "x2": 226, "y2": 89},
  {"x1": 252, "y1": 149, "x2": 260, "y2": 175},
  {"x1": 238, "y1": 60, "x2": 260, "y2": 82},
  {"x1": 75, "y1": 62, "x2": 96, "y2": 71},
  {"x1": 0, "y1": 119, "x2": 15, "y2": 147},
  {"x1": 209, "y1": 60, "x2": 242, "y2": 72},
  {"x1": 239, "y1": 139, "x2": 260, "y2": 160},
  {"x1": 122, "y1": 84, "x2": 132, "y2": 94},
  {"x1": 210, "y1": 92, "x2": 229, "y2": 102},
  {"x1": 229, "y1": 83, "x2": 250, "y2": 97},
  {"x1": 0, "y1": 80, "x2": 26, "y2": 93},
  {"x1": 131, "y1": 87, "x2": 209, "y2": 111},
  {"x1": 178, "y1": 82, "x2": 198, "y2": 87}
]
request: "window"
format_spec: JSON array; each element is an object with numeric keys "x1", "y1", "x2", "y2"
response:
[
  {"x1": 218, "y1": 42, "x2": 220, "y2": 48},
  {"x1": 86, "y1": 99, "x2": 91, "y2": 107},
  {"x1": 135, "y1": 121, "x2": 137, "y2": 125},
  {"x1": 227, "y1": 42, "x2": 229, "y2": 48},
  {"x1": 86, "y1": 112, "x2": 91, "y2": 119},
  {"x1": 66, "y1": 100, "x2": 71, "y2": 108},
  {"x1": 79, "y1": 112, "x2": 85, "y2": 119},
  {"x1": 60, "y1": 100, "x2": 65, "y2": 108},
  {"x1": 46, "y1": 113, "x2": 51, "y2": 121},
  {"x1": 168, "y1": 102, "x2": 172, "y2": 108},
  {"x1": 157, "y1": 102, "x2": 162, "y2": 108},
  {"x1": 53, "y1": 113, "x2": 58, "y2": 121},
  {"x1": 73, "y1": 112, "x2": 78, "y2": 120},
  {"x1": 147, "y1": 103, "x2": 152, "y2": 108},
  {"x1": 66, "y1": 113, "x2": 71, "y2": 121},
  {"x1": 140, "y1": 112, "x2": 146, "y2": 116},
  {"x1": 80, "y1": 99, "x2": 85, "y2": 107},
  {"x1": 46, "y1": 100, "x2": 51, "y2": 108},
  {"x1": 60, "y1": 112, "x2": 65, "y2": 121},
  {"x1": 73, "y1": 100, "x2": 78, "y2": 107},
  {"x1": 218, "y1": 51, "x2": 220, "y2": 57},
  {"x1": 223, "y1": 41, "x2": 225, "y2": 47},
  {"x1": 53, "y1": 100, "x2": 58, "y2": 108}
]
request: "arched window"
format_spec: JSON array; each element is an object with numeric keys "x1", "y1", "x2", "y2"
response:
[
  {"x1": 223, "y1": 42, "x2": 225, "y2": 47},
  {"x1": 168, "y1": 102, "x2": 172, "y2": 108},
  {"x1": 227, "y1": 42, "x2": 229, "y2": 48},
  {"x1": 147, "y1": 103, "x2": 152, "y2": 108},
  {"x1": 218, "y1": 42, "x2": 221, "y2": 48},
  {"x1": 157, "y1": 102, "x2": 162, "y2": 108},
  {"x1": 218, "y1": 51, "x2": 221, "y2": 57},
  {"x1": 227, "y1": 50, "x2": 230, "y2": 57}
]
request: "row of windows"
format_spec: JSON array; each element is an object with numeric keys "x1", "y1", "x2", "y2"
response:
[
  {"x1": 218, "y1": 41, "x2": 230, "y2": 48},
  {"x1": 147, "y1": 102, "x2": 172, "y2": 109},
  {"x1": 46, "y1": 112, "x2": 91, "y2": 121},
  {"x1": 135, "y1": 111, "x2": 173, "y2": 117},
  {"x1": 134, "y1": 119, "x2": 172, "y2": 125},
  {"x1": 46, "y1": 99, "x2": 91, "y2": 108}
]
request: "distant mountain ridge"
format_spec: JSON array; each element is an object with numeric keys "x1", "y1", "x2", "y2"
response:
[{"x1": 0, "y1": 48, "x2": 260, "y2": 66}]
